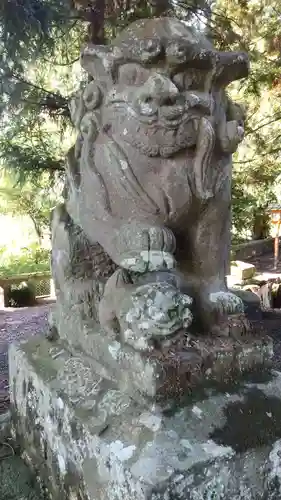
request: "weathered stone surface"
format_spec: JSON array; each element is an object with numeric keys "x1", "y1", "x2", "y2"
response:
[
  {"x1": 49, "y1": 191, "x2": 271, "y2": 401},
  {"x1": 51, "y1": 15, "x2": 251, "y2": 359},
  {"x1": 49, "y1": 301, "x2": 273, "y2": 403},
  {"x1": 10, "y1": 338, "x2": 281, "y2": 500},
  {"x1": 10, "y1": 16, "x2": 278, "y2": 500},
  {"x1": 0, "y1": 456, "x2": 44, "y2": 500},
  {"x1": 0, "y1": 410, "x2": 11, "y2": 443},
  {"x1": 230, "y1": 288, "x2": 263, "y2": 321},
  {"x1": 47, "y1": 17, "x2": 266, "y2": 409}
]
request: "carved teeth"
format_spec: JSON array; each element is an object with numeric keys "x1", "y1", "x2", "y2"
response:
[{"x1": 159, "y1": 105, "x2": 184, "y2": 120}]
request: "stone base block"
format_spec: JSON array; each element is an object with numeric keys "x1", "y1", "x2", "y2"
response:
[
  {"x1": 52, "y1": 301, "x2": 273, "y2": 404},
  {"x1": 9, "y1": 337, "x2": 281, "y2": 500},
  {"x1": 230, "y1": 260, "x2": 256, "y2": 280},
  {"x1": 231, "y1": 288, "x2": 263, "y2": 320}
]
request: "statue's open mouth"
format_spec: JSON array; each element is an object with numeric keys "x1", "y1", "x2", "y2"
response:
[
  {"x1": 159, "y1": 115, "x2": 185, "y2": 129},
  {"x1": 104, "y1": 99, "x2": 211, "y2": 158},
  {"x1": 106, "y1": 99, "x2": 187, "y2": 129},
  {"x1": 159, "y1": 104, "x2": 185, "y2": 123},
  {"x1": 136, "y1": 100, "x2": 186, "y2": 129}
]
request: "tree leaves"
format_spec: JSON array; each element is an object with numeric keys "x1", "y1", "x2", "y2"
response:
[
  {"x1": 1, "y1": 0, "x2": 281, "y2": 242},
  {"x1": 0, "y1": 170, "x2": 62, "y2": 241},
  {"x1": 211, "y1": 0, "x2": 281, "y2": 239}
]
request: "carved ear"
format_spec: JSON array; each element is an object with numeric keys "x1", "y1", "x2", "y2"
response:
[
  {"x1": 81, "y1": 44, "x2": 124, "y2": 88},
  {"x1": 226, "y1": 100, "x2": 246, "y2": 123},
  {"x1": 215, "y1": 52, "x2": 249, "y2": 87}
]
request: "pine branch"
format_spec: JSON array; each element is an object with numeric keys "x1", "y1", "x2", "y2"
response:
[
  {"x1": 41, "y1": 56, "x2": 80, "y2": 67},
  {"x1": 234, "y1": 145, "x2": 281, "y2": 164},
  {"x1": 3, "y1": 71, "x2": 71, "y2": 118},
  {"x1": 73, "y1": 0, "x2": 106, "y2": 43},
  {"x1": 245, "y1": 113, "x2": 281, "y2": 136},
  {"x1": 0, "y1": 142, "x2": 65, "y2": 173}
]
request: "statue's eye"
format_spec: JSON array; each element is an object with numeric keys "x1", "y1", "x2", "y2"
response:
[
  {"x1": 173, "y1": 73, "x2": 185, "y2": 90},
  {"x1": 173, "y1": 71, "x2": 202, "y2": 91},
  {"x1": 118, "y1": 63, "x2": 150, "y2": 85},
  {"x1": 139, "y1": 39, "x2": 161, "y2": 63},
  {"x1": 166, "y1": 43, "x2": 187, "y2": 64}
]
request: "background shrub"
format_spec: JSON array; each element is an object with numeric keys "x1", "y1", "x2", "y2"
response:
[
  {"x1": 0, "y1": 243, "x2": 50, "y2": 277},
  {"x1": 6, "y1": 281, "x2": 37, "y2": 307}
]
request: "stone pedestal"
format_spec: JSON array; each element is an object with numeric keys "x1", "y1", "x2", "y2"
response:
[
  {"x1": 10, "y1": 336, "x2": 281, "y2": 500},
  {"x1": 230, "y1": 260, "x2": 256, "y2": 281}
]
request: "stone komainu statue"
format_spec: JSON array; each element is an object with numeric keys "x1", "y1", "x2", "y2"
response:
[
  {"x1": 11, "y1": 19, "x2": 278, "y2": 499},
  {"x1": 51, "y1": 18, "x2": 250, "y2": 356}
]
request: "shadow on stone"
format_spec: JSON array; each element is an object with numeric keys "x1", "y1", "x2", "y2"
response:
[
  {"x1": 162, "y1": 369, "x2": 275, "y2": 417},
  {"x1": 210, "y1": 388, "x2": 281, "y2": 452}
]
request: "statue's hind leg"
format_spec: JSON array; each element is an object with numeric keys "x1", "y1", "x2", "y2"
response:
[{"x1": 176, "y1": 183, "x2": 246, "y2": 336}]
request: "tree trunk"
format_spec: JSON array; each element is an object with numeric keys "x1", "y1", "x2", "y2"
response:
[
  {"x1": 73, "y1": 0, "x2": 106, "y2": 44},
  {"x1": 150, "y1": 0, "x2": 170, "y2": 15},
  {"x1": 252, "y1": 212, "x2": 270, "y2": 240},
  {"x1": 88, "y1": 0, "x2": 106, "y2": 44},
  {"x1": 29, "y1": 214, "x2": 43, "y2": 244}
]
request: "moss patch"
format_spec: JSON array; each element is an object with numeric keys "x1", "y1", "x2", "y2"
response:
[{"x1": 0, "y1": 456, "x2": 44, "y2": 500}]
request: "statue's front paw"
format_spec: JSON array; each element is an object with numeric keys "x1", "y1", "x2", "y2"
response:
[
  {"x1": 209, "y1": 291, "x2": 244, "y2": 315},
  {"x1": 116, "y1": 224, "x2": 176, "y2": 273},
  {"x1": 120, "y1": 250, "x2": 176, "y2": 273}
]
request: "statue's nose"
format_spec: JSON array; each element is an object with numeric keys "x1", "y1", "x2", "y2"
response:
[{"x1": 138, "y1": 74, "x2": 179, "y2": 107}]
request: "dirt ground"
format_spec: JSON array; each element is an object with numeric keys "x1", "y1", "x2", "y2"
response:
[
  {"x1": 245, "y1": 249, "x2": 281, "y2": 274},
  {"x1": 0, "y1": 303, "x2": 50, "y2": 413}
]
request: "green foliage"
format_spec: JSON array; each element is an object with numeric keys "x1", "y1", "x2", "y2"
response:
[
  {"x1": 0, "y1": 171, "x2": 62, "y2": 240},
  {"x1": 231, "y1": 180, "x2": 257, "y2": 243},
  {"x1": 0, "y1": 0, "x2": 212, "y2": 183},
  {"x1": 1, "y1": 0, "x2": 281, "y2": 241},
  {"x1": 0, "y1": 0, "x2": 86, "y2": 183},
  {"x1": 0, "y1": 243, "x2": 50, "y2": 277},
  {"x1": 212, "y1": 0, "x2": 281, "y2": 239}
]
